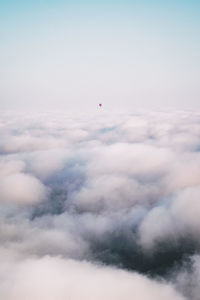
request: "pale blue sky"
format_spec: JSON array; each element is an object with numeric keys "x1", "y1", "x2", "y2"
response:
[{"x1": 0, "y1": 0, "x2": 200, "y2": 112}]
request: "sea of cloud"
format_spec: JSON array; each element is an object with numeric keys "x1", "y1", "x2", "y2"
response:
[{"x1": 0, "y1": 110, "x2": 200, "y2": 300}]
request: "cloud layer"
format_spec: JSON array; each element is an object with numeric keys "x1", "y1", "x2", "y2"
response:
[{"x1": 0, "y1": 110, "x2": 200, "y2": 299}]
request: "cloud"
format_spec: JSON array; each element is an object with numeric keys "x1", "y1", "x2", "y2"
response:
[
  {"x1": 174, "y1": 255, "x2": 200, "y2": 300},
  {"x1": 0, "y1": 173, "x2": 47, "y2": 205},
  {"x1": 138, "y1": 186, "x2": 200, "y2": 250},
  {"x1": 29, "y1": 150, "x2": 68, "y2": 179},
  {"x1": 0, "y1": 256, "x2": 184, "y2": 300},
  {"x1": 0, "y1": 110, "x2": 200, "y2": 299},
  {"x1": 0, "y1": 159, "x2": 25, "y2": 179}
]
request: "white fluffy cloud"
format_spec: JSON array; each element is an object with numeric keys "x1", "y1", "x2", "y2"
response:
[
  {"x1": 138, "y1": 186, "x2": 200, "y2": 249},
  {"x1": 0, "y1": 110, "x2": 200, "y2": 299},
  {"x1": 29, "y1": 150, "x2": 68, "y2": 179},
  {"x1": 0, "y1": 173, "x2": 47, "y2": 205},
  {"x1": 0, "y1": 159, "x2": 25, "y2": 179},
  {"x1": 0, "y1": 256, "x2": 184, "y2": 300}
]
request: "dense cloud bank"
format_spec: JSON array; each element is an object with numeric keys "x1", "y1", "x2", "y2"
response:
[{"x1": 0, "y1": 110, "x2": 200, "y2": 299}]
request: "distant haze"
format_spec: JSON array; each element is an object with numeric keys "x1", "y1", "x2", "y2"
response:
[{"x1": 0, "y1": 0, "x2": 200, "y2": 112}]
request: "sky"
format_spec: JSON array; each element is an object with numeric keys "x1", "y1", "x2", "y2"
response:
[
  {"x1": 1, "y1": 3, "x2": 200, "y2": 299},
  {"x1": 0, "y1": 0, "x2": 200, "y2": 112}
]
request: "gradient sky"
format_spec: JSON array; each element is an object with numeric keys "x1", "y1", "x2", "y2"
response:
[{"x1": 0, "y1": 0, "x2": 200, "y2": 112}]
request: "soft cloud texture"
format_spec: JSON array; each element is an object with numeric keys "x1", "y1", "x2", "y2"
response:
[
  {"x1": 0, "y1": 110, "x2": 200, "y2": 299},
  {"x1": 0, "y1": 173, "x2": 47, "y2": 205},
  {"x1": 0, "y1": 256, "x2": 184, "y2": 300}
]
